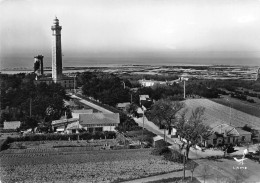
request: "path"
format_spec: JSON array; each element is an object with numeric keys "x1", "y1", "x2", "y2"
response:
[{"x1": 69, "y1": 94, "x2": 113, "y2": 114}]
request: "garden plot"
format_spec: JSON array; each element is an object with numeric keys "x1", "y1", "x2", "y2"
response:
[{"x1": 0, "y1": 149, "x2": 183, "y2": 183}]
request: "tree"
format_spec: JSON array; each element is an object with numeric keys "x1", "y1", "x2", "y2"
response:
[
  {"x1": 176, "y1": 107, "x2": 211, "y2": 159},
  {"x1": 149, "y1": 99, "x2": 184, "y2": 135},
  {"x1": 125, "y1": 103, "x2": 138, "y2": 116}
]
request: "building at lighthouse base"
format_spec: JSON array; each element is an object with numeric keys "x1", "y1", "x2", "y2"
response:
[{"x1": 34, "y1": 75, "x2": 75, "y2": 89}]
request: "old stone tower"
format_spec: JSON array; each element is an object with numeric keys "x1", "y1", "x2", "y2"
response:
[
  {"x1": 51, "y1": 17, "x2": 63, "y2": 83},
  {"x1": 257, "y1": 68, "x2": 260, "y2": 81}
]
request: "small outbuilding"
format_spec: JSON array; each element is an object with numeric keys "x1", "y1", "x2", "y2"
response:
[
  {"x1": 4, "y1": 121, "x2": 21, "y2": 130},
  {"x1": 153, "y1": 135, "x2": 164, "y2": 147},
  {"x1": 116, "y1": 102, "x2": 130, "y2": 111}
]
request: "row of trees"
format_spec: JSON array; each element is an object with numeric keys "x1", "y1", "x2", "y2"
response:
[
  {"x1": 0, "y1": 73, "x2": 70, "y2": 130},
  {"x1": 79, "y1": 72, "x2": 131, "y2": 107}
]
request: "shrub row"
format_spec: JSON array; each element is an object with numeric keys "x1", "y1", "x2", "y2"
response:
[{"x1": 4, "y1": 131, "x2": 116, "y2": 145}]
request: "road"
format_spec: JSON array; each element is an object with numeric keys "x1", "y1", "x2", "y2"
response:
[
  {"x1": 69, "y1": 94, "x2": 113, "y2": 114},
  {"x1": 134, "y1": 116, "x2": 260, "y2": 182}
]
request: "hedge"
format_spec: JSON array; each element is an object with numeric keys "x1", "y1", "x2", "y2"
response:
[{"x1": 4, "y1": 131, "x2": 116, "y2": 145}]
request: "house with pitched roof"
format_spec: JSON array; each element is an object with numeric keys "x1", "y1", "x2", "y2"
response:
[
  {"x1": 79, "y1": 113, "x2": 120, "y2": 132},
  {"x1": 205, "y1": 124, "x2": 251, "y2": 146},
  {"x1": 139, "y1": 95, "x2": 153, "y2": 109}
]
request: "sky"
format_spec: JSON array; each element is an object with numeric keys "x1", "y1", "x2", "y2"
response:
[{"x1": 1, "y1": 0, "x2": 260, "y2": 67}]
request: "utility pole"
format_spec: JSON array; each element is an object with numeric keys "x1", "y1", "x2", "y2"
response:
[
  {"x1": 164, "y1": 128, "x2": 166, "y2": 142},
  {"x1": 183, "y1": 152, "x2": 186, "y2": 180},
  {"x1": 142, "y1": 113, "x2": 144, "y2": 147},
  {"x1": 183, "y1": 80, "x2": 186, "y2": 99},
  {"x1": 29, "y1": 98, "x2": 32, "y2": 117},
  {"x1": 227, "y1": 98, "x2": 232, "y2": 126},
  {"x1": 131, "y1": 93, "x2": 132, "y2": 103},
  {"x1": 74, "y1": 75, "x2": 76, "y2": 94}
]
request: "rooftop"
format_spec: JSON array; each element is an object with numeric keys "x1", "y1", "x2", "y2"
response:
[
  {"x1": 79, "y1": 113, "x2": 120, "y2": 125},
  {"x1": 52, "y1": 118, "x2": 78, "y2": 125},
  {"x1": 140, "y1": 95, "x2": 150, "y2": 101},
  {"x1": 116, "y1": 102, "x2": 130, "y2": 108}
]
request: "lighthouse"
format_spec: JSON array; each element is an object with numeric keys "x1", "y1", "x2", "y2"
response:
[
  {"x1": 34, "y1": 17, "x2": 75, "y2": 90},
  {"x1": 51, "y1": 17, "x2": 63, "y2": 82}
]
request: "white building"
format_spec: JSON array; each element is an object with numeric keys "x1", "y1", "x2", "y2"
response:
[
  {"x1": 139, "y1": 79, "x2": 156, "y2": 87},
  {"x1": 4, "y1": 121, "x2": 21, "y2": 130},
  {"x1": 79, "y1": 113, "x2": 120, "y2": 132}
]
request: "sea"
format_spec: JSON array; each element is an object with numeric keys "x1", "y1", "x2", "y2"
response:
[{"x1": 1, "y1": 56, "x2": 259, "y2": 74}]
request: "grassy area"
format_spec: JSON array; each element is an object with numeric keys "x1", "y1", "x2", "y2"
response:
[
  {"x1": 0, "y1": 149, "x2": 183, "y2": 183},
  {"x1": 185, "y1": 99, "x2": 260, "y2": 129},
  {"x1": 211, "y1": 97, "x2": 260, "y2": 118}
]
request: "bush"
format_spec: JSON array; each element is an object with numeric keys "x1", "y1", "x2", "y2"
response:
[
  {"x1": 163, "y1": 149, "x2": 183, "y2": 163},
  {"x1": 207, "y1": 144, "x2": 213, "y2": 148},
  {"x1": 151, "y1": 146, "x2": 170, "y2": 156}
]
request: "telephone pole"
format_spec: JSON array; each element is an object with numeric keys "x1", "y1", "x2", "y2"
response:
[
  {"x1": 183, "y1": 80, "x2": 186, "y2": 99},
  {"x1": 29, "y1": 98, "x2": 32, "y2": 117}
]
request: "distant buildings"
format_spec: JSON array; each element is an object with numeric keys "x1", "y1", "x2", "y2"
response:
[
  {"x1": 138, "y1": 78, "x2": 183, "y2": 87},
  {"x1": 34, "y1": 17, "x2": 75, "y2": 89},
  {"x1": 139, "y1": 79, "x2": 156, "y2": 87}
]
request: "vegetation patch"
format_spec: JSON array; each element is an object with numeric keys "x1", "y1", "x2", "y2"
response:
[{"x1": 0, "y1": 149, "x2": 183, "y2": 183}]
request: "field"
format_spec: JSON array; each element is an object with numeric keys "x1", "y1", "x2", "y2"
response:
[
  {"x1": 211, "y1": 96, "x2": 260, "y2": 118},
  {"x1": 184, "y1": 99, "x2": 260, "y2": 129},
  {"x1": 0, "y1": 148, "x2": 183, "y2": 183}
]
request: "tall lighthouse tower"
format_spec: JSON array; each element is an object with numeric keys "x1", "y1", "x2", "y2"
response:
[{"x1": 51, "y1": 17, "x2": 63, "y2": 82}]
